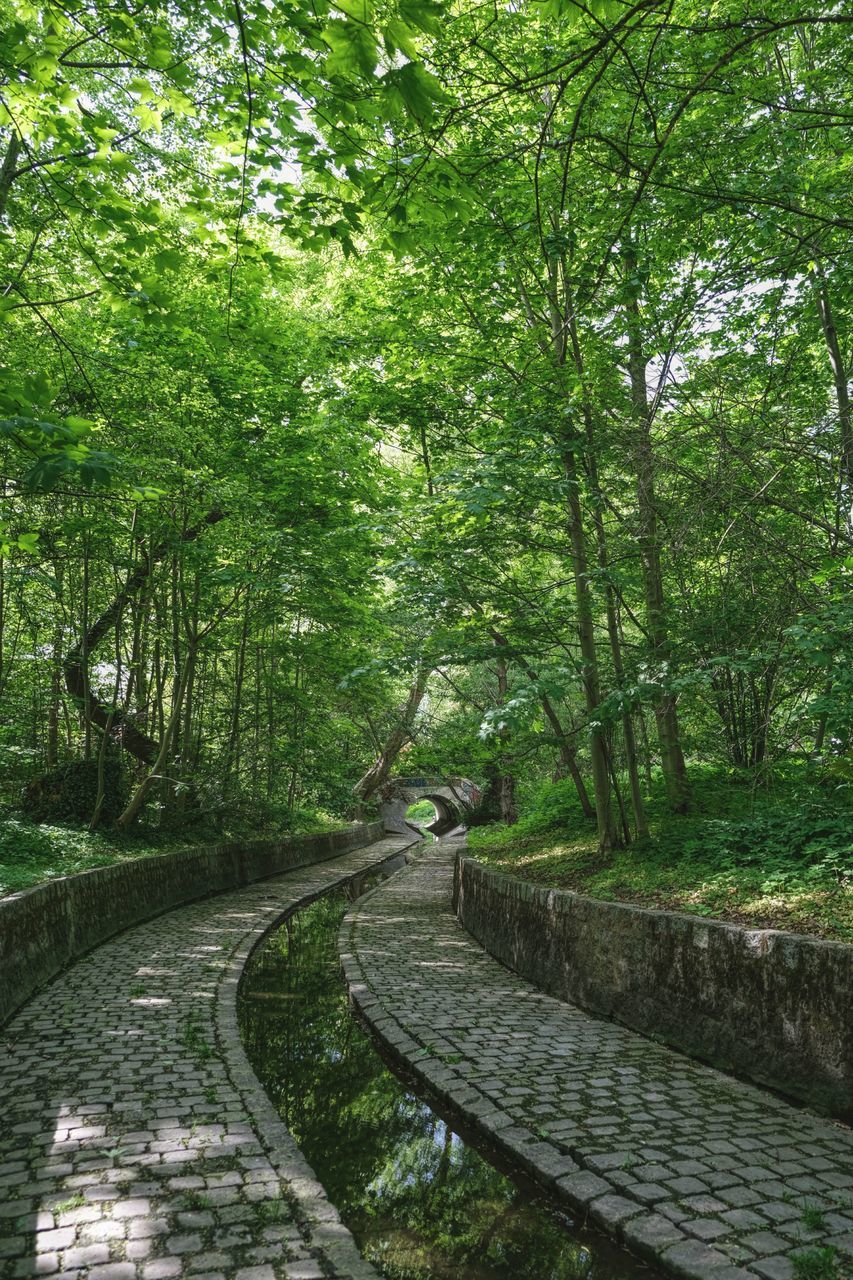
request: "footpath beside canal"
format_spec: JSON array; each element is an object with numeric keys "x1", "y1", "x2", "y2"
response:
[
  {"x1": 0, "y1": 833, "x2": 417, "y2": 1280},
  {"x1": 340, "y1": 838, "x2": 853, "y2": 1280}
]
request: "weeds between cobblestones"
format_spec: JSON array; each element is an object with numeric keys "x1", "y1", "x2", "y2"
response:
[
  {"x1": 340, "y1": 839, "x2": 853, "y2": 1280},
  {"x1": 0, "y1": 835, "x2": 416, "y2": 1280}
]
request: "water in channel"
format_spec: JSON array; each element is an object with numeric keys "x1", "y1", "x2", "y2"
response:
[{"x1": 238, "y1": 864, "x2": 650, "y2": 1280}]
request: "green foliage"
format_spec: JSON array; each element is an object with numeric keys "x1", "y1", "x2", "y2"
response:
[
  {"x1": 802, "y1": 1204, "x2": 827, "y2": 1232},
  {"x1": 179, "y1": 1012, "x2": 213, "y2": 1061},
  {"x1": 0, "y1": 373, "x2": 119, "y2": 493},
  {"x1": 51, "y1": 1195, "x2": 86, "y2": 1216},
  {"x1": 406, "y1": 799, "x2": 436, "y2": 822},
  {"x1": 499, "y1": 777, "x2": 591, "y2": 838},
  {"x1": 0, "y1": 806, "x2": 346, "y2": 896},
  {"x1": 663, "y1": 806, "x2": 852, "y2": 893},
  {"x1": 1, "y1": 0, "x2": 851, "y2": 898},
  {"x1": 786, "y1": 563, "x2": 853, "y2": 753},
  {"x1": 0, "y1": 817, "x2": 153, "y2": 895}
]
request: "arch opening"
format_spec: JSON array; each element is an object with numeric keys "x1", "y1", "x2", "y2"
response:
[
  {"x1": 419, "y1": 792, "x2": 461, "y2": 836},
  {"x1": 406, "y1": 800, "x2": 438, "y2": 827}
]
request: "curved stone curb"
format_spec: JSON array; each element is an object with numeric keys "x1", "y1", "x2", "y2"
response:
[
  {"x1": 0, "y1": 833, "x2": 418, "y2": 1280},
  {"x1": 454, "y1": 854, "x2": 853, "y2": 1119},
  {"x1": 0, "y1": 823, "x2": 385, "y2": 1028},
  {"x1": 339, "y1": 840, "x2": 853, "y2": 1280},
  {"x1": 215, "y1": 843, "x2": 418, "y2": 1280}
]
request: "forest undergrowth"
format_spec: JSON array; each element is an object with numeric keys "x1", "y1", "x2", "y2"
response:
[{"x1": 467, "y1": 766, "x2": 853, "y2": 941}]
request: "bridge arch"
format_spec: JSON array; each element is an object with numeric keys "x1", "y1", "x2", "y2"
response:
[{"x1": 380, "y1": 775, "x2": 480, "y2": 838}]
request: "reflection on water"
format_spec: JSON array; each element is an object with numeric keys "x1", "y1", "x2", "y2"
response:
[{"x1": 238, "y1": 876, "x2": 649, "y2": 1280}]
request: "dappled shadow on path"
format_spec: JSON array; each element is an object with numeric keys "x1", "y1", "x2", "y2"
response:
[
  {"x1": 0, "y1": 840, "x2": 412, "y2": 1280},
  {"x1": 343, "y1": 841, "x2": 853, "y2": 1280}
]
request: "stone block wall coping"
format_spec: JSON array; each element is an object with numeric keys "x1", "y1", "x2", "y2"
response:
[
  {"x1": 455, "y1": 853, "x2": 852, "y2": 949},
  {"x1": 454, "y1": 853, "x2": 853, "y2": 1120},
  {"x1": 0, "y1": 821, "x2": 384, "y2": 1027}
]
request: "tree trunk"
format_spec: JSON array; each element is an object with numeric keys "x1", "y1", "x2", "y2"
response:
[
  {"x1": 813, "y1": 683, "x2": 831, "y2": 755},
  {"x1": 812, "y1": 265, "x2": 853, "y2": 530},
  {"x1": 562, "y1": 444, "x2": 618, "y2": 849},
  {"x1": 567, "y1": 312, "x2": 649, "y2": 838},
  {"x1": 0, "y1": 132, "x2": 21, "y2": 221},
  {"x1": 489, "y1": 626, "x2": 594, "y2": 820},
  {"x1": 222, "y1": 605, "x2": 249, "y2": 793},
  {"x1": 63, "y1": 510, "x2": 224, "y2": 765},
  {"x1": 81, "y1": 536, "x2": 93, "y2": 760},
  {"x1": 637, "y1": 704, "x2": 654, "y2": 791},
  {"x1": 623, "y1": 244, "x2": 690, "y2": 813},
  {"x1": 116, "y1": 656, "x2": 193, "y2": 829},
  {"x1": 46, "y1": 607, "x2": 63, "y2": 768},
  {"x1": 494, "y1": 650, "x2": 518, "y2": 824},
  {"x1": 352, "y1": 665, "x2": 430, "y2": 804},
  {"x1": 516, "y1": 264, "x2": 618, "y2": 851}
]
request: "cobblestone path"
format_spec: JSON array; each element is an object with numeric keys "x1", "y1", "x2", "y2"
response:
[
  {"x1": 0, "y1": 835, "x2": 417, "y2": 1280},
  {"x1": 340, "y1": 839, "x2": 853, "y2": 1280}
]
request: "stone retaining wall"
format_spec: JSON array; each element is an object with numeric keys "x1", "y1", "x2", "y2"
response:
[
  {"x1": 0, "y1": 821, "x2": 383, "y2": 1027},
  {"x1": 455, "y1": 855, "x2": 853, "y2": 1120}
]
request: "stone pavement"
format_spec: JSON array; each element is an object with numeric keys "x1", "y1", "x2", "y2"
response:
[
  {"x1": 0, "y1": 834, "x2": 417, "y2": 1280},
  {"x1": 340, "y1": 838, "x2": 853, "y2": 1280}
]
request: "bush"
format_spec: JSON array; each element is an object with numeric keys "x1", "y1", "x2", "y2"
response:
[
  {"x1": 21, "y1": 759, "x2": 127, "y2": 824},
  {"x1": 517, "y1": 777, "x2": 591, "y2": 834},
  {"x1": 658, "y1": 804, "x2": 853, "y2": 883}
]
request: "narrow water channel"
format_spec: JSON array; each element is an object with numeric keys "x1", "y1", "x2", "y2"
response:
[{"x1": 238, "y1": 865, "x2": 650, "y2": 1280}]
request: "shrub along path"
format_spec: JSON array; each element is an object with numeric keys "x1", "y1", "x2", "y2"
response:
[
  {"x1": 340, "y1": 838, "x2": 853, "y2": 1280},
  {"x1": 0, "y1": 833, "x2": 418, "y2": 1280}
]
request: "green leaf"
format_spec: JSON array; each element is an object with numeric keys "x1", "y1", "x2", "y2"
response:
[
  {"x1": 322, "y1": 20, "x2": 379, "y2": 77},
  {"x1": 335, "y1": 0, "x2": 375, "y2": 21},
  {"x1": 384, "y1": 62, "x2": 450, "y2": 122},
  {"x1": 398, "y1": 0, "x2": 445, "y2": 35},
  {"x1": 383, "y1": 18, "x2": 420, "y2": 59},
  {"x1": 153, "y1": 248, "x2": 184, "y2": 272}
]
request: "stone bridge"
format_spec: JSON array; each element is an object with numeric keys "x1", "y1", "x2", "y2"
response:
[{"x1": 380, "y1": 774, "x2": 480, "y2": 836}]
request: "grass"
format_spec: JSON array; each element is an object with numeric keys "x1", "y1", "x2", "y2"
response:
[
  {"x1": 52, "y1": 1194, "x2": 86, "y2": 1215},
  {"x1": 0, "y1": 817, "x2": 193, "y2": 897},
  {"x1": 803, "y1": 1204, "x2": 828, "y2": 1231},
  {"x1": 467, "y1": 766, "x2": 853, "y2": 942},
  {"x1": 179, "y1": 1012, "x2": 213, "y2": 1060},
  {"x1": 791, "y1": 1247, "x2": 841, "y2": 1280}
]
